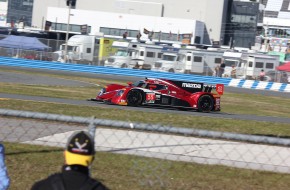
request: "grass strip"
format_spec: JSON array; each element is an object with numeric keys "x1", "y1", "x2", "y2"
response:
[
  {"x1": 4, "y1": 142, "x2": 290, "y2": 190},
  {"x1": 1, "y1": 99, "x2": 290, "y2": 137}
]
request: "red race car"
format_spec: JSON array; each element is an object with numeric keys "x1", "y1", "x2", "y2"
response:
[{"x1": 91, "y1": 78, "x2": 224, "y2": 112}]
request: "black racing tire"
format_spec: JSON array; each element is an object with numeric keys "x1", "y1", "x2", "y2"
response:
[
  {"x1": 126, "y1": 90, "x2": 143, "y2": 106},
  {"x1": 178, "y1": 107, "x2": 188, "y2": 111},
  {"x1": 197, "y1": 95, "x2": 214, "y2": 112}
]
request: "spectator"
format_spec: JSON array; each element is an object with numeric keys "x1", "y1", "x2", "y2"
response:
[
  {"x1": 31, "y1": 131, "x2": 109, "y2": 190},
  {"x1": 281, "y1": 72, "x2": 288, "y2": 83},
  {"x1": 0, "y1": 143, "x2": 10, "y2": 190},
  {"x1": 136, "y1": 32, "x2": 142, "y2": 42},
  {"x1": 219, "y1": 60, "x2": 226, "y2": 77},
  {"x1": 122, "y1": 31, "x2": 128, "y2": 39},
  {"x1": 230, "y1": 65, "x2": 236, "y2": 78},
  {"x1": 259, "y1": 69, "x2": 265, "y2": 81},
  {"x1": 213, "y1": 64, "x2": 220, "y2": 77}
]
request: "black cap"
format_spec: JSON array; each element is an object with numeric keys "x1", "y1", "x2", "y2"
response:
[
  {"x1": 65, "y1": 131, "x2": 95, "y2": 166},
  {"x1": 66, "y1": 131, "x2": 95, "y2": 155}
]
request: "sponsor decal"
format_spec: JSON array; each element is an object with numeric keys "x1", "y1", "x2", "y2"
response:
[
  {"x1": 182, "y1": 83, "x2": 202, "y2": 89},
  {"x1": 215, "y1": 98, "x2": 220, "y2": 110},
  {"x1": 216, "y1": 98, "x2": 220, "y2": 106}
]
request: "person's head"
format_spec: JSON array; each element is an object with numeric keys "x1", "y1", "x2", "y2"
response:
[
  {"x1": 64, "y1": 131, "x2": 95, "y2": 167},
  {"x1": 261, "y1": 69, "x2": 264, "y2": 72}
]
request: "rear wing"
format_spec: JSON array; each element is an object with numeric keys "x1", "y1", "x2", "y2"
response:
[
  {"x1": 149, "y1": 78, "x2": 224, "y2": 95},
  {"x1": 167, "y1": 80, "x2": 204, "y2": 93},
  {"x1": 204, "y1": 84, "x2": 224, "y2": 95},
  {"x1": 166, "y1": 79, "x2": 224, "y2": 95}
]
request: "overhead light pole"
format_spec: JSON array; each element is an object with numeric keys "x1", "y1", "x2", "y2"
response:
[
  {"x1": 64, "y1": 0, "x2": 76, "y2": 62},
  {"x1": 64, "y1": 2, "x2": 71, "y2": 62}
]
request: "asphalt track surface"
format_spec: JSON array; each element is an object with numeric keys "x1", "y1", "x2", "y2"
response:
[{"x1": 1, "y1": 66, "x2": 290, "y2": 124}]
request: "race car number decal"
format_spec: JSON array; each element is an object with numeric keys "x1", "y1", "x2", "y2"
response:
[{"x1": 146, "y1": 93, "x2": 156, "y2": 103}]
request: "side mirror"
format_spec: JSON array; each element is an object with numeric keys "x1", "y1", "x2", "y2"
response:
[{"x1": 127, "y1": 82, "x2": 133, "y2": 86}]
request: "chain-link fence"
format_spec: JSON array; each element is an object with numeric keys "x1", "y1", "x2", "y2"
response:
[
  {"x1": 1, "y1": 109, "x2": 290, "y2": 189},
  {"x1": 0, "y1": 46, "x2": 60, "y2": 62}
]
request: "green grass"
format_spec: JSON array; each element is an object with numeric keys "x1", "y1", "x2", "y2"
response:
[
  {"x1": 1, "y1": 68, "x2": 290, "y2": 189},
  {"x1": 1, "y1": 99, "x2": 290, "y2": 137},
  {"x1": 5, "y1": 142, "x2": 290, "y2": 190}
]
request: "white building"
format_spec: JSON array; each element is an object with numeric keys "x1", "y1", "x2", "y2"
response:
[
  {"x1": 46, "y1": 7, "x2": 206, "y2": 44},
  {"x1": 262, "y1": 0, "x2": 290, "y2": 35},
  {"x1": 32, "y1": 0, "x2": 229, "y2": 44},
  {"x1": 0, "y1": 0, "x2": 8, "y2": 27}
]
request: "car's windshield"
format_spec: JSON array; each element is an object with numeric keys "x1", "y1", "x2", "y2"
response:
[
  {"x1": 145, "y1": 84, "x2": 166, "y2": 90},
  {"x1": 115, "y1": 50, "x2": 128, "y2": 57},
  {"x1": 60, "y1": 45, "x2": 76, "y2": 51},
  {"x1": 162, "y1": 54, "x2": 177, "y2": 61},
  {"x1": 132, "y1": 81, "x2": 167, "y2": 90},
  {"x1": 224, "y1": 60, "x2": 238, "y2": 67},
  {"x1": 132, "y1": 81, "x2": 146, "y2": 87}
]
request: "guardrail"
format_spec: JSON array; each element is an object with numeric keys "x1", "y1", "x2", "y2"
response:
[{"x1": 0, "y1": 56, "x2": 289, "y2": 92}]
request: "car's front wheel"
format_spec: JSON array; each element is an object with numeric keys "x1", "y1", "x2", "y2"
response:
[
  {"x1": 197, "y1": 95, "x2": 214, "y2": 112},
  {"x1": 126, "y1": 90, "x2": 143, "y2": 106}
]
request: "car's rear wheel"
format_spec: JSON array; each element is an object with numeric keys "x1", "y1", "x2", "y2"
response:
[
  {"x1": 197, "y1": 95, "x2": 214, "y2": 112},
  {"x1": 126, "y1": 90, "x2": 143, "y2": 106}
]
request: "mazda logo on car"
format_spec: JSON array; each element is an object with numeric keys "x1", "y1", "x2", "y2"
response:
[{"x1": 182, "y1": 83, "x2": 202, "y2": 88}]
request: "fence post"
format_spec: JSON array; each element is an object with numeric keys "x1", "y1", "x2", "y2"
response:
[{"x1": 88, "y1": 116, "x2": 96, "y2": 140}]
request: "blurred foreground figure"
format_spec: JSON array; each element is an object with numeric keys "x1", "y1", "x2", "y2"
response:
[
  {"x1": 31, "y1": 131, "x2": 109, "y2": 190},
  {"x1": 0, "y1": 143, "x2": 10, "y2": 190}
]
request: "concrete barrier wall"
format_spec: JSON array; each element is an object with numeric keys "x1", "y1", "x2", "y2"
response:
[{"x1": 0, "y1": 56, "x2": 289, "y2": 93}]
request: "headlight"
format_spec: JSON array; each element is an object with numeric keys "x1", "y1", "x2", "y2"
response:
[
  {"x1": 98, "y1": 88, "x2": 106, "y2": 96},
  {"x1": 116, "y1": 90, "x2": 124, "y2": 96}
]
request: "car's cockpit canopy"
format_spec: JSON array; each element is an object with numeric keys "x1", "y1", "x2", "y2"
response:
[{"x1": 132, "y1": 80, "x2": 167, "y2": 90}]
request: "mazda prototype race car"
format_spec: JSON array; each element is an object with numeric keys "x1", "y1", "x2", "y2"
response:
[{"x1": 91, "y1": 78, "x2": 224, "y2": 112}]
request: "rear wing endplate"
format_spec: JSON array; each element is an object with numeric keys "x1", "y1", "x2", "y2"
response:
[
  {"x1": 204, "y1": 84, "x2": 224, "y2": 95},
  {"x1": 216, "y1": 84, "x2": 224, "y2": 95}
]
